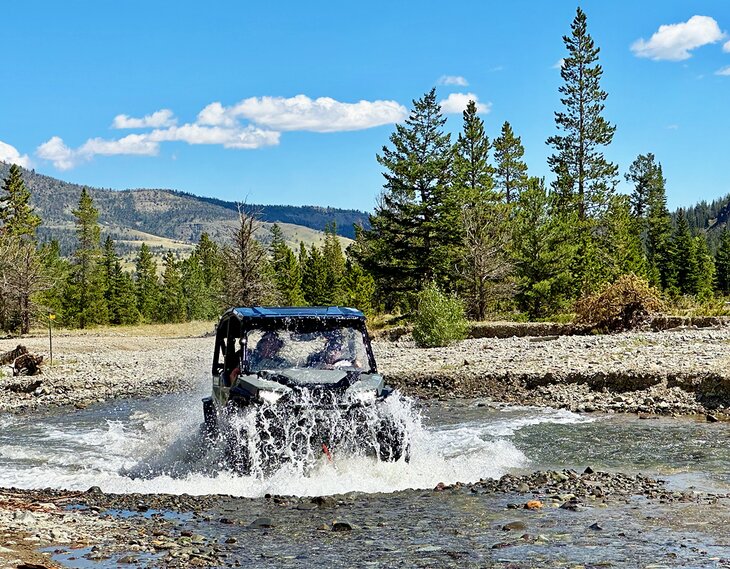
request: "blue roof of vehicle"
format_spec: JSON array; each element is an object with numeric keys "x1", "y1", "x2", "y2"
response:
[{"x1": 229, "y1": 306, "x2": 365, "y2": 320}]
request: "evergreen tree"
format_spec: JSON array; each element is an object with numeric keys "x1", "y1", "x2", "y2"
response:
[
  {"x1": 109, "y1": 262, "x2": 140, "y2": 325},
  {"x1": 35, "y1": 240, "x2": 69, "y2": 321},
  {"x1": 63, "y1": 188, "x2": 107, "y2": 328},
  {"x1": 715, "y1": 229, "x2": 730, "y2": 294},
  {"x1": 135, "y1": 243, "x2": 160, "y2": 322},
  {"x1": 269, "y1": 224, "x2": 305, "y2": 305},
  {"x1": 511, "y1": 178, "x2": 577, "y2": 318},
  {"x1": 0, "y1": 165, "x2": 44, "y2": 332},
  {"x1": 492, "y1": 121, "x2": 528, "y2": 204},
  {"x1": 453, "y1": 101, "x2": 511, "y2": 319},
  {"x1": 322, "y1": 222, "x2": 346, "y2": 304},
  {"x1": 644, "y1": 162, "x2": 673, "y2": 289},
  {"x1": 301, "y1": 244, "x2": 329, "y2": 305},
  {"x1": 547, "y1": 8, "x2": 617, "y2": 293},
  {"x1": 693, "y1": 235, "x2": 715, "y2": 301},
  {"x1": 600, "y1": 194, "x2": 646, "y2": 282},
  {"x1": 342, "y1": 259, "x2": 377, "y2": 315},
  {"x1": 181, "y1": 252, "x2": 216, "y2": 319},
  {"x1": 101, "y1": 236, "x2": 118, "y2": 312},
  {"x1": 671, "y1": 210, "x2": 697, "y2": 295},
  {"x1": 360, "y1": 89, "x2": 455, "y2": 307},
  {"x1": 626, "y1": 153, "x2": 661, "y2": 219},
  {"x1": 195, "y1": 232, "x2": 223, "y2": 314},
  {"x1": 0, "y1": 164, "x2": 41, "y2": 238},
  {"x1": 547, "y1": 7, "x2": 618, "y2": 219},
  {"x1": 159, "y1": 251, "x2": 186, "y2": 323}
]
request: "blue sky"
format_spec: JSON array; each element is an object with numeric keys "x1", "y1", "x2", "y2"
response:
[{"x1": 1, "y1": 1, "x2": 729, "y2": 212}]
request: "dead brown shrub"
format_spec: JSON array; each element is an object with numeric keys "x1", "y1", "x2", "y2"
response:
[{"x1": 574, "y1": 274, "x2": 664, "y2": 332}]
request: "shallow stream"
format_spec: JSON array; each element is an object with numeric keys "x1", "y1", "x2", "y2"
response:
[{"x1": 1, "y1": 383, "x2": 729, "y2": 497}]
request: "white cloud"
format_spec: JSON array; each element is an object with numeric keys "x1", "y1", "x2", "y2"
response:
[
  {"x1": 196, "y1": 102, "x2": 237, "y2": 127},
  {"x1": 631, "y1": 15, "x2": 726, "y2": 61},
  {"x1": 112, "y1": 109, "x2": 177, "y2": 129},
  {"x1": 148, "y1": 124, "x2": 280, "y2": 149},
  {"x1": 439, "y1": 92, "x2": 491, "y2": 114},
  {"x1": 724, "y1": 39, "x2": 730, "y2": 52},
  {"x1": 37, "y1": 94, "x2": 404, "y2": 169},
  {"x1": 437, "y1": 75, "x2": 469, "y2": 86},
  {"x1": 553, "y1": 58, "x2": 565, "y2": 69},
  {"x1": 37, "y1": 134, "x2": 159, "y2": 170},
  {"x1": 0, "y1": 140, "x2": 31, "y2": 168},
  {"x1": 716, "y1": 66, "x2": 730, "y2": 76},
  {"x1": 227, "y1": 95, "x2": 407, "y2": 132},
  {"x1": 36, "y1": 137, "x2": 77, "y2": 170}
]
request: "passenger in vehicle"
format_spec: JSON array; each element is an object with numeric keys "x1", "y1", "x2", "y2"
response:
[{"x1": 307, "y1": 331, "x2": 355, "y2": 369}]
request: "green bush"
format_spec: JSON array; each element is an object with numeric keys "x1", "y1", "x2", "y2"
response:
[{"x1": 412, "y1": 283, "x2": 469, "y2": 347}]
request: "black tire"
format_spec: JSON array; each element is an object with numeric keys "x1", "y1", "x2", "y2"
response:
[
  {"x1": 376, "y1": 418, "x2": 410, "y2": 462},
  {"x1": 202, "y1": 397, "x2": 219, "y2": 440},
  {"x1": 226, "y1": 431, "x2": 252, "y2": 475}
]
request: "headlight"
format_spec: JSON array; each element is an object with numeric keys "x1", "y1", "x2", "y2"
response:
[
  {"x1": 259, "y1": 389, "x2": 284, "y2": 404},
  {"x1": 354, "y1": 390, "x2": 376, "y2": 405}
]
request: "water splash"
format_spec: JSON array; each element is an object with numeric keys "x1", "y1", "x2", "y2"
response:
[{"x1": 0, "y1": 390, "x2": 592, "y2": 497}]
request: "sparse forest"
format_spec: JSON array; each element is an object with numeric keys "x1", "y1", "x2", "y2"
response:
[{"x1": 1, "y1": 7, "x2": 730, "y2": 334}]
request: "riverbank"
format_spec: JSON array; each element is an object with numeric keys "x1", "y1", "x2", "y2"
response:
[
  {"x1": 381, "y1": 326, "x2": 730, "y2": 419},
  {"x1": 1, "y1": 469, "x2": 728, "y2": 568},
  {"x1": 2, "y1": 323, "x2": 730, "y2": 417}
]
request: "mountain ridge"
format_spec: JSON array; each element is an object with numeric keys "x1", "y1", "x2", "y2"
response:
[{"x1": 0, "y1": 163, "x2": 368, "y2": 254}]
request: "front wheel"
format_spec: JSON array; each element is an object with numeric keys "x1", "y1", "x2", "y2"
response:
[
  {"x1": 376, "y1": 418, "x2": 410, "y2": 462},
  {"x1": 202, "y1": 397, "x2": 219, "y2": 439}
]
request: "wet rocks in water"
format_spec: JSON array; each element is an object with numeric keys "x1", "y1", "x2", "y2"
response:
[
  {"x1": 331, "y1": 521, "x2": 353, "y2": 532},
  {"x1": 502, "y1": 521, "x2": 527, "y2": 531},
  {"x1": 248, "y1": 517, "x2": 274, "y2": 529}
]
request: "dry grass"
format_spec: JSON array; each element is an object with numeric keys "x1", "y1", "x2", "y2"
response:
[{"x1": 27, "y1": 320, "x2": 216, "y2": 339}]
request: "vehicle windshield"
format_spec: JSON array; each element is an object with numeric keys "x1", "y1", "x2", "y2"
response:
[{"x1": 244, "y1": 326, "x2": 369, "y2": 373}]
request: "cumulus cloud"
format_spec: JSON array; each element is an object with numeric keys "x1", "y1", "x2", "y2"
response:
[
  {"x1": 226, "y1": 95, "x2": 407, "y2": 132},
  {"x1": 148, "y1": 124, "x2": 280, "y2": 149},
  {"x1": 439, "y1": 93, "x2": 491, "y2": 114},
  {"x1": 37, "y1": 134, "x2": 159, "y2": 170},
  {"x1": 553, "y1": 58, "x2": 565, "y2": 69},
  {"x1": 724, "y1": 39, "x2": 730, "y2": 52},
  {"x1": 437, "y1": 75, "x2": 469, "y2": 86},
  {"x1": 0, "y1": 140, "x2": 31, "y2": 168},
  {"x1": 716, "y1": 66, "x2": 730, "y2": 76},
  {"x1": 112, "y1": 109, "x2": 177, "y2": 129},
  {"x1": 631, "y1": 15, "x2": 725, "y2": 61},
  {"x1": 37, "y1": 94, "x2": 405, "y2": 169}
]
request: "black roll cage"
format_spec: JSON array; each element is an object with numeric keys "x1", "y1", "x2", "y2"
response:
[{"x1": 212, "y1": 312, "x2": 377, "y2": 378}]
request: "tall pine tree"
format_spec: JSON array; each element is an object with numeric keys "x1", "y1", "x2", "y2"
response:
[
  {"x1": 135, "y1": 243, "x2": 160, "y2": 322},
  {"x1": 360, "y1": 89, "x2": 455, "y2": 308},
  {"x1": 715, "y1": 229, "x2": 730, "y2": 294},
  {"x1": 63, "y1": 188, "x2": 107, "y2": 328},
  {"x1": 453, "y1": 100, "x2": 511, "y2": 319},
  {"x1": 0, "y1": 164, "x2": 41, "y2": 238},
  {"x1": 269, "y1": 224, "x2": 304, "y2": 305},
  {"x1": 511, "y1": 178, "x2": 577, "y2": 318},
  {"x1": 547, "y1": 7, "x2": 618, "y2": 293},
  {"x1": 492, "y1": 121, "x2": 528, "y2": 204}
]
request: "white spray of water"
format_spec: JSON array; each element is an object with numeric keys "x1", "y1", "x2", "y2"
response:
[{"x1": 0, "y1": 392, "x2": 592, "y2": 497}]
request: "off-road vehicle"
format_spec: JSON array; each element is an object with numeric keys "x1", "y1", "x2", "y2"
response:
[{"x1": 203, "y1": 306, "x2": 409, "y2": 474}]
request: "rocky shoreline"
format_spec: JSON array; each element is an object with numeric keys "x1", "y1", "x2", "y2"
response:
[
  {"x1": 2, "y1": 324, "x2": 730, "y2": 418},
  {"x1": 2, "y1": 469, "x2": 728, "y2": 568},
  {"x1": 380, "y1": 326, "x2": 730, "y2": 419}
]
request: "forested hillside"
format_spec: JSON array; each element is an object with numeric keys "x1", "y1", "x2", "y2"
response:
[{"x1": 0, "y1": 164, "x2": 369, "y2": 254}]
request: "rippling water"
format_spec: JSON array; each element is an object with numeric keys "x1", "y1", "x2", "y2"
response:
[{"x1": 1, "y1": 382, "x2": 728, "y2": 497}]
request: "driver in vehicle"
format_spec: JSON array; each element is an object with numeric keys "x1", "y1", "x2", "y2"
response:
[{"x1": 248, "y1": 331, "x2": 286, "y2": 371}]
